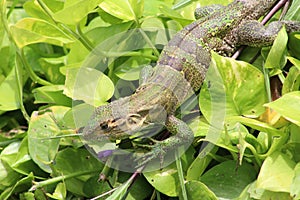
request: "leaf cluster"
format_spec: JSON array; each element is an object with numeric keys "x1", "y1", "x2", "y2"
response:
[{"x1": 0, "y1": 0, "x2": 300, "y2": 199}]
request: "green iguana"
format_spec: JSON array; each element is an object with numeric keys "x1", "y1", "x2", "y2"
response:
[{"x1": 82, "y1": 0, "x2": 300, "y2": 171}]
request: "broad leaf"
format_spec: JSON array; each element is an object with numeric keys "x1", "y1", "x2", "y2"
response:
[
  {"x1": 284, "y1": 0, "x2": 300, "y2": 21},
  {"x1": 291, "y1": 163, "x2": 300, "y2": 199},
  {"x1": 11, "y1": 18, "x2": 74, "y2": 48},
  {"x1": 53, "y1": 0, "x2": 104, "y2": 25},
  {"x1": 28, "y1": 106, "x2": 71, "y2": 173},
  {"x1": 64, "y1": 67, "x2": 114, "y2": 107},
  {"x1": 257, "y1": 151, "x2": 296, "y2": 193},
  {"x1": 185, "y1": 180, "x2": 218, "y2": 200},
  {"x1": 46, "y1": 182, "x2": 66, "y2": 200},
  {"x1": 0, "y1": 66, "x2": 20, "y2": 111},
  {"x1": 0, "y1": 173, "x2": 34, "y2": 200},
  {"x1": 144, "y1": 163, "x2": 179, "y2": 197},
  {"x1": 265, "y1": 91, "x2": 300, "y2": 126},
  {"x1": 282, "y1": 66, "x2": 300, "y2": 94},
  {"x1": 200, "y1": 160, "x2": 257, "y2": 199},
  {"x1": 200, "y1": 52, "x2": 267, "y2": 122},
  {"x1": 23, "y1": 0, "x2": 63, "y2": 22},
  {"x1": 52, "y1": 148, "x2": 103, "y2": 197},
  {"x1": 33, "y1": 85, "x2": 72, "y2": 106},
  {"x1": 264, "y1": 27, "x2": 288, "y2": 70},
  {"x1": 99, "y1": 0, "x2": 143, "y2": 22}
]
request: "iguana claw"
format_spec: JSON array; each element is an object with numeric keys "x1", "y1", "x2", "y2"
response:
[{"x1": 135, "y1": 142, "x2": 167, "y2": 169}]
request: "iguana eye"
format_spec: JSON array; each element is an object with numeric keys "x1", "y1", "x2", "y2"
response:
[
  {"x1": 127, "y1": 117, "x2": 137, "y2": 125},
  {"x1": 126, "y1": 114, "x2": 144, "y2": 126},
  {"x1": 100, "y1": 123, "x2": 109, "y2": 130},
  {"x1": 127, "y1": 117, "x2": 137, "y2": 124}
]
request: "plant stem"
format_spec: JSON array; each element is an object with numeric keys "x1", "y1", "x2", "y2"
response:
[
  {"x1": 36, "y1": 0, "x2": 94, "y2": 51},
  {"x1": 30, "y1": 170, "x2": 99, "y2": 191},
  {"x1": 176, "y1": 151, "x2": 188, "y2": 200},
  {"x1": 102, "y1": 51, "x2": 158, "y2": 61},
  {"x1": 20, "y1": 50, "x2": 52, "y2": 86},
  {"x1": 15, "y1": 53, "x2": 30, "y2": 122},
  {"x1": 139, "y1": 29, "x2": 161, "y2": 57}
]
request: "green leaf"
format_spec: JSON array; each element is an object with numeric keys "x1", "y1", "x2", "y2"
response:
[
  {"x1": 185, "y1": 180, "x2": 218, "y2": 200},
  {"x1": 200, "y1": 160, "x2": 257, "y2": 199},
  {"x1": 186, "y1": 146, "x2": 218, "y2": 180},
  {"x1": 288, "y1": 57, "x2": 300, "y2": 71},
  {"x1": 33, "y1": 85, "x2": 72, "y2": 106},
  {"x1": 0, "y1": 45, "x2": 14, "y2": 83},
  {"x1": 144, "y1": 0, "x2": 173, "y2": 16},
  {"x1": 264, "y1": 27, "x2": 288, "y2": 70},
  {"x1": 290, "y1": 124, "x2": 300, "y2": 144},
  {"x1": 144, "y1": 163, "x2": 179, "y2": 197},
  {"x1": 114, "y1": 57, "x2": 150, "y2": 81},
  {"x1": 141, "y1": 18, "x2": 168, "y2": 43},
  {"x1": 264, "y1": 91, "x2": 300, "y2": 126},
  {"x1": 282, "y1": 66, "x2": 300, "y2": 94},
  {"x1": 106, "y1": 181, "x2": 131, "y2": 200},
  {"x1": 28, "y1": 106, "x2": 71, "y2": 173},
  {"x1": 99, "y1": 0, "x2": 143, "y2": 22},
  {"x1": 39, "y1": 57, "x2": 66, "y2": 84},
  {"x1": 200, "y1": 52, "x2": 267, "y2": 122},
  {"x1": 228, "y1": 116, "x2": 282, "y2": 137},
  {"x1": 291, "y1": 163, "x2": 300, "y2": 199},
  {"x1": 187, "y1": 116, "x2": 210, "y2": 137},
  {"x1": 63, "y1": 103, "x2": 95, "y2": 129},
  {"x1": 64, "y1": 67, "x2": 114, "y2": 107},
  {"x1": 0, "y1": 66, "x2": 19, "y2": 111},
  {"x1": 284, "y1": 0, "x2": 300, "y2": 21},
  {"x1": 52, "y1": 0, "x2": 104, "y2": 25},
  {"x1": 46, "y1": 182, "x2": 66, "y2": 200},
  {"x1": 2, "y1": 137, "x2": 46, "y2": 177},
  {"x1": 52, "y1": 148, "x2": 104, "y2": 197},
  {"x1": 19, "y1": 192, "x2": 35, "y2": 200},
  {"x1": 0, "y1": 143, "x2": 22, "y2": 189},
  {"x1": 120, "y1": 173, "x2": 152, "y2": 200},
  {"x1": 288, "y1": 33, "x2": 300, "y2": 59},
  {"x1": 0, "y1": 173, "x2": 34, "y2": 200},
  {"x1": 82, "y1": 176, "x2": 111, "y2": 198},
  {"x1": 159, "y1": 5, "x2": 192, "y2": 26},
  {"x1": 257, "y1": 151, "x2": 296, "y2": 193},
  {"x1": 10, "y1": 18, "x2": 74, "y2": 48},
  {"x1": 247, "y1": 181, "x2": 292, "y2": 200},
  {"x1": 23, "y1": 0, "x2": 63, "y2": 22},
  {"x1": 66, "y1": 22, "x2": 133, "y2": 65},
  {"x1": 198, "y1": 0, "x2": 230, "y2": 6}
]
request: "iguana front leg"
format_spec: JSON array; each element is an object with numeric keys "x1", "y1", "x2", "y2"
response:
[
  {"x1": 237, "y1": 20, "x2": 300, "y2": 47},
  {"x1": 136, "y1": 115, "x2": 194, "y2": 168}
]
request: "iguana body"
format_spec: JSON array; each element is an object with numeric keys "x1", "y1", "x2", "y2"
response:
[{"x1": 83, "y1": 0, "x2": 300, "y2": 170}]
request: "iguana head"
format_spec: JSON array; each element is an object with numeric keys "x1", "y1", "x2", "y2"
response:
[
  {"x1": 82, "y1": 84, "x2": 174, "y2": 143},
  {"x1": 82, "y1": 98, "x2": 147, "y2": 142}
]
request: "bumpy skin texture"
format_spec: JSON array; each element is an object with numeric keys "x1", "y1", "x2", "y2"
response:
[{"x1": 83, "y1": 0, "x2": 300, "y2": 168}]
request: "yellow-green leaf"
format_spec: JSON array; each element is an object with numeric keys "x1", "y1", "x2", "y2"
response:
[
  {"x1": 11, "y1": 18, "x2": 73, "y2": 48},
  {"x1": 265, "y1": 91, "x2": 300, "y2": 126}
]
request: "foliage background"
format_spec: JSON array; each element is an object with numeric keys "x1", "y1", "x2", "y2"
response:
[{"x1": 0, "y1": 0, "x2": 300, "y2": 199}]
